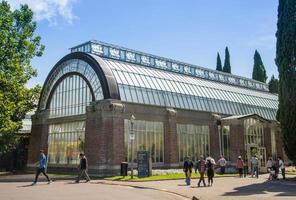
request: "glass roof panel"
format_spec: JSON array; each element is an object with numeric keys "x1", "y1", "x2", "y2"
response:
[{"x1": 102, "y1": 58, "x2": 278, "y2": 120}]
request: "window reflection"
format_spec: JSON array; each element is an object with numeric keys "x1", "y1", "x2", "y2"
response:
[
  {"x1": 124, "y1": 120, "x2": 164, "y2": 164},
  {"x1": 222, "y1": 126, "x2": 230, "y2": 161},
  {"x1": 177, "y1": 124, "x2": 209, "y2": 163},
  {"x1": 244, "y1": 118, "x2": 264, "y2": 146},
  {"x1": 48, "y1": 121, "x2": 85, "y2": 165}
]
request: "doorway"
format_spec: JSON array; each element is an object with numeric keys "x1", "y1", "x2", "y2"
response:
[{"x1": 246, "y1": 144, "x2": 266, "y2": 173}]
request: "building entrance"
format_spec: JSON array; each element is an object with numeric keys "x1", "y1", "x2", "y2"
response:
[{"x1": 246, "y1": 144, "x2": 266, "y2": 173}]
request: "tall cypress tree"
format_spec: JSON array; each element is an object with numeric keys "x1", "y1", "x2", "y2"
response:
[
  {"x1": 276, "y1": 0, "x2": 296, "y2": 163},
  {"x1": 252, "y1": 50, "x2": 267, "y2": 83},
  {"x1": 268, "y1": 75, "x2": 279, "y2": 93},
  {"x1": 216, "y1": 52, "x2": 222, "y2": 71},
  {"x1": 223, "y1": 47, "x2": 231, "y2": 73}
]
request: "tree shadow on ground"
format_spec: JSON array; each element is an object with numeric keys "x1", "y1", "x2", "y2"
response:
[{"x1": 223, "y1": 180, "x2": 296, "y2": 197}]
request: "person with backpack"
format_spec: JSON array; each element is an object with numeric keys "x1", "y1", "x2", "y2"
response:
[
  {"x1": 206, "y1": 158, "x2": 215, "y2": 186},
  {"x1": 75, "y1": 153, "x2": 91, "y2": 183},
  {"x1": 183, "y1": 156, "x2": 194, "y2": 185},
  {"x1": 32, "y1": 150, "x2": 51, "y2": 185},
  {"x1": 195, "y1": 155, "x2": 207, "y2": 187}
]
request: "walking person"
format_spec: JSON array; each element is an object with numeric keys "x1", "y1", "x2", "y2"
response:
[
  {"x1": 195, "y1": 155, "x2": 207, "y2": 187},
  {"x1": 217, "y1": 155, "x2": 227, "y2": 175},
  {"x1": 278, "y1": 157, "x2": 286, "y2": 180},
  {"x1": 266, "y1": 157, "x2": 274, "y2": 180},
  {"x1": 274, "y1": 158, "x2": 279, "y2": 180},
  {"x1": 75, "y1": 153, "x2": 91, "y2": 183},
  {"x1": 32, "y1": 150, "x2": 51, "y2": 185},
  {"x1": 236, "y1": 156, "x2": 244, "y2": 178},
  {"x1": 183, "y1": 156, "x2": 194, "y2": 185},
  {"x1": 251, "y1": 155, "x2": 259, "y2": 178},
  {"x1": 206, "y1": 158, "x2": 215, "y2": 186}
]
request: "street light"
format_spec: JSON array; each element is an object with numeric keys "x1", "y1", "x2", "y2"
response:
[{"x1": 130, "y1": 115, "x2": 135, "y2": 179}]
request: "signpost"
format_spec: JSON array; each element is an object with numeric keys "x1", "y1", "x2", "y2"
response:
[{"x1": 130, "y1": 115, "x2": 135, "y2": 179}]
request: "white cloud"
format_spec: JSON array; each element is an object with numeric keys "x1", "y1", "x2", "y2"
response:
[{"x1": 8, "y1": 0, "x2": 77, "y2": 24}]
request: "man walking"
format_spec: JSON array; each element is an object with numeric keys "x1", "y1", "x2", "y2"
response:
[
  {"x1": 278, "y1": 157, "x2": 286, "y2": 180},
  {"x1": 251, "y1": 155, "x2": 259, "y2": 178},
  {"x1": 76, "y1": 153, "x2": 91, "y2": 183},
  {"x1": 32, "y1": 150, "x2": 51, "y2": 185},
  {"x1": 183, "y1": 156, "x2": 194, "y2": 185},
  {"x1": 218, "y1": 155, "x2": 227, "y2": 174}
]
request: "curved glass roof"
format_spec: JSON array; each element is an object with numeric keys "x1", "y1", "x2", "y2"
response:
[{"x1": 99, "y1": 57, "x2": 278, "y2": 120}]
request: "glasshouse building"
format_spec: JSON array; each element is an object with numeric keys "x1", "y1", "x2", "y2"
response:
[{"x1": 28, "y1": 40, "x2": 284, "y2": 175}]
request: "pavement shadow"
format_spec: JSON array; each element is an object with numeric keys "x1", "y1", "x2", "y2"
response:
[
  {"x1": 17, "y1": 183, "x2": 51, "y2": 188},
  {"x1": 177, "y1": 184, "x2": 189, "y2": 186},
  {"x1": 223, "y1": 180, "x2": 296, "y2": 197}
]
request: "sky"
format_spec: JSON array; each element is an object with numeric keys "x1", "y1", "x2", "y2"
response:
[{"x1": 8, "y1": 0, "x2": 279, "y2": 87}]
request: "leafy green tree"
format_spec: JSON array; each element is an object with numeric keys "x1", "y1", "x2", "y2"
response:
[
  {"x1": 252, "y1": 50, "x2": 267, "y2": 83},
  {"x1": 223, "y1": 47, "x2": 231, "y2": 73},
  {"x1": 268, "y1": 75, "x2": 279, "y2": 94},
  {"x1": 0, "y1": 1, "x2": 44, "y2": 155},
  {"x1": 216, "y1": 52, "x2": 222, "y2": 71},
  {"x1": 276, "y1": 0, "x2": 296, "y2": 163}
]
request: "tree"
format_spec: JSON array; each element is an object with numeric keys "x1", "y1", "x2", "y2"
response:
[
  {"x1": 252, "y1": 50, "x2": 267, "y2": 83},
  {"x1": 216, "y1": 52, "x2": 222, "y2": 71},
  {"x1": 268, "y1": 75, "x2": 279, "y2": 93},
  {"x1": 0, "y1": 1, "x2": 44, "y2": 155},
  {"x1": 223, "y1": 47, "x2": 231, "y2": 73},
  {"x1": 276, "y1": 0, "x2": 296, "y2": 163}
]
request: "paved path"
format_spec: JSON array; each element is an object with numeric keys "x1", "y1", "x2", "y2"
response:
[
  {"x1": 0, "y1": 174, "x2": 295, "y2": 200},
  {"x1": 0, "y1": 181, "x2": 185, "y2": 200},
  {"x1": 98, "y1": 174, "x2": 296, "y2": 200}
]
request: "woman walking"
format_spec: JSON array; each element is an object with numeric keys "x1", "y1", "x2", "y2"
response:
[
  {"x1": 195, "y1": 155, "x2": 207, "y2": 187},
  {"x1": 236, "y1": 156, "x2": 244, "y2": 178},
  {"x1": 206, "y1": 158, "x2": 215, "y2": 186}
]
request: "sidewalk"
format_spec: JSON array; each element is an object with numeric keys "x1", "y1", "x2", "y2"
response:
[
  {"x1": 96, "y1": 174, "x2": 296, "y2": 200},
  {"x1": 1, "y1": 173, "x2": 295, "y2": 199},
  {"x1": 0, "y1": 173, "x2": 76, "y2": 182}
]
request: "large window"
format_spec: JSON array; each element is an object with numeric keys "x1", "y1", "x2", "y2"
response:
[
  {"x1": 48, "y1": 121, "x2": 85, "y2": 165},
  {"x1": 49, "y1": 75, "x2": 93, "y2": 118},
  {"x1": 177, "y1": 124, "x2": 209, "y2": 162},
  {"x1": 222, "y1": 126, "x2": 230, "y2": 161},
  {"x1": 271, "y1": 129, "x2": 277, "y2": 159},
  {"x1": 124, "y1": 120, "x2": 164, "y2": 164},
  {"x1": 244, "y1": 118, "x2": 264, "y2": 146}
]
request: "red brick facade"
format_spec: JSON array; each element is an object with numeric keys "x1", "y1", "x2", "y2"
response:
[{"x1": 28, "y1": 100, "x2": 284, "y2": 175}]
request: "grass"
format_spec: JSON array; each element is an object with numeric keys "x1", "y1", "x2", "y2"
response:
[
  {"x1": 105, "y1": 173, "x2": 238, "y2": 182},
  {"x1": 286, "y1": 171, "x2": 296, "y2": 175}
]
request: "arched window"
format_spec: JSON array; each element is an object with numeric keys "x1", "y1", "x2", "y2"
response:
[
  {"x1": 39, "y1": 59, "x2": 104, "y2": 110},
  {"x1": 49, "y1": 75, "x2": 93, "y2": 118}
]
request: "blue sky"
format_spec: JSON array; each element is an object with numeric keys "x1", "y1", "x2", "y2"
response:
[{"x1": 9, "y1": 0, "x2": 279, "y2": 87}]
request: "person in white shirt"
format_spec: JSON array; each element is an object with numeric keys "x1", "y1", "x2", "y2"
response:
[
  {"x1": 251, "y1": 155, "x2": 259, "y2": 178},
  {"x1": 266, "y1": 157, "x2": 274, "y2": 180},
  {"x1": 218, "y1": 155, "x2": 227, "y2": 175},
  {"x1": 278, "y1": 157, "x2": 285, "y2": 179}
]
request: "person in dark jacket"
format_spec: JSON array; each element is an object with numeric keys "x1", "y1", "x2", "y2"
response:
[
  {"x1": 206, "y1": 158, "x2": 215, "y2": 186},
  {"x1": 183, "y1": 156, "x2": 194, "y2": 185},
  {"x1": 75, "y1": 153, "x2": 91, "y2": 183}
]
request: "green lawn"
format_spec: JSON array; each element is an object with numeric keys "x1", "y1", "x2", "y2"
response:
[
  {"x1": 286, "y1": 171, "x2": 296, "y2": 175},
  {"x1": 105, "y1": 173, "x2": 238, "y2": 181}
]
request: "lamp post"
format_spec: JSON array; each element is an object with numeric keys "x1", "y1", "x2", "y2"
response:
[{"x1": 130, "y1": 115, "x2": 135, "y2": 179}]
